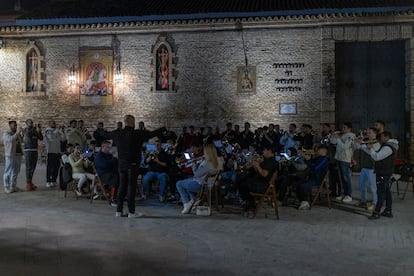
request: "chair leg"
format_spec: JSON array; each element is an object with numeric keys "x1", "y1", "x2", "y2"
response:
[
  {"x1": 272, "y1": 190, "x2": 279, "y2": 220},
  {"x1": 326, "y1": 182, "x2": 331, "y2": 209}
]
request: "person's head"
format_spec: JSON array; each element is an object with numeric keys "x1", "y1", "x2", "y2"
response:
[
  {"x1": 154, "y1": 138, "x2": 162, "y2": 151},
  {"x1": 342, "y1": 122, "x2": 352, "y2": 133},
  {"x1": 289, "y1": 123, "x2": 297, "y2": 133},
  {"x1": 207, "y1": 126, "x2": 213, "y2": 134},
  {"x1": 302, "y1": 124, "x2": 311, "y2": 134},
  {"x1": 74, "y1": 144, "x2": 82, "y2": 154},
  {"x1": 287, "y1": 147, "x2": 297, "y2": 157},
  {"x1": 262, "y1": 145, "x2": 275, "y2": 158},
  {"x1": 78, "y1": 120, "x2": 84, "y2": 127},
  {"x1": 274, "y1": 124, "x2": 280, "y2": 132},
  {"x1": 234, "y1": 124, "x2": 240, "y2": 132},
  {"x1": 191, "y1": 143, "x2": 202, "y2": 155},
  {"x1": 97, "y1": 122, "x2": 104, "y2": 129},
  {"x1": 374, "y1": 120, "x2": 385, "y2": 133},
  {"x1": 66, "y1": 143, "x2": 74, "y2": 153},
  {"x1": 367, "y1": 127, "x2": 379, "y2": 140},
  {"x1": 322, "y1": 123, "x2": 331, "y2": 134},
  {"x1": 244, "y1": 122, "x2": 250, "y2": 131},
  {"x1": 89, "y1": 140, "x2": 96, "y2": 150},
  {"x1": 124, "y1": 115, "x2": 135, "y2": 128},
  {"x1": 70, "y1": 120, "x2": 77, "y2": 128},
  {"x1": 26, "y1": 119, "x2": 33, "y2": 127},
  {"x1": 138, "y1": 121, "x2": 145, "y2": 130},
  {"x1": 215, "y1": 126, "x2": 221, "y2": 133},
  {"x1": 189, "y1": 125, "x2": 195, "y2": 133},
  {"x1": 269, "y1": 124, "x2": 274, "y2": 132},
  {"x1": 203, "y1": 143, "x2": 219, "y2": 168},
  {"x1": 199, "y1": 127, "x2": 205, "y2": 134},
  {"x1": 8, "y1": 120, "x2": 17, "y2": 132},
  {"x1": 116, "y1": 121, "x2": 123, "y2": 129},
  {"x1": 49, "y1": 120, "x2": 56, "y2": 128},
  {"x1": 317, "y1": 144, "x2": 328, "y2": 156},
  {"x1": 101, "y1": 140, "x2": 112, "y2": 153},
  {"x1": 380, "y1": 131, "x2": 392, "y2": 144},
  {"x1": 226, "y1": 122, "x2": 233, "y2": 131}
]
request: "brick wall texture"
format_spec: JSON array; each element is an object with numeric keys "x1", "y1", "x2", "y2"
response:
[{"x1": 0, "y1": 19, "x2": 413, "y2": 148}]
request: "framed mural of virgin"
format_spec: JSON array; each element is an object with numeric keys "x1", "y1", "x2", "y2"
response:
[
  {"x1": 79, "y1": 49, "x2": 114, "y2": 106},
  {"x1": 237, "y1": 65, "x2": 256, "y2": 94}
]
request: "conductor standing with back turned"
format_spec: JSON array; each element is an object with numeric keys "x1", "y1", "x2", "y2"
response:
[{"x1": 115, "y1": 115, "x2": 166, "y2": 218}]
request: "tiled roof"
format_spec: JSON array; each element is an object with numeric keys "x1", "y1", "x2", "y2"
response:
[{"x1": 19, "y1": 0, "x2": 414, "y2": 19}]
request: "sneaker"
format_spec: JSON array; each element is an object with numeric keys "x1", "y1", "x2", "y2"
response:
[
  {"x1": 115, "y1": 212, "x2": 122, "y2": 217},
  {"x1": 51, "y1": 182, "x2": 57, "y2": 187},
  {"x1": 159, "y1": 195, "x2": 166, "y2": 203},
  {"x1": 166, "y1": 195, "x2": 176, "y2": 202},
  {"x1": 298, "y1": 201, "x2": 310, "y2": 210},
  {"x1": 46, "y1": 182, "x2": 53, "y2": 188},
  {"x1": 342, "y1": 195, "x2": 352, "y2": 203},
  {"x1": 367, "y1": 203, "x2": 376, "y2": 212},
  {"x1": 26, "y1": 183, "x2": 36, "y2": 191},
  {"x1": 93, "y1": 193, "x2": 100, "y2": 200},
  {"x1": 335, "y1": 195, "x2": 343, "y2": 201},
  {"x1": 128, "y1": 212, "x2": 143, "y2": 218},
  {"x1": 380, "y1": 210, "x2": 393, "y2": 218},
  {"x1": 140, "y1": 195, "x2": 147, "y2": 201},
  {"x1": 4, "y1": 187, "x2": 12, "y2": 194},
  {"x1": 12, "y1": 187, "x2": 22, "y2": 192},
  {"x1": 368, "y1": 212, "x2": 380, "y2": 220},
  {"x1": 110, "y1": 199, "x2": 118, "y2": 207},
  {"x1": 181, "y1": 202, "x2": 193, "y2": 214},
  {"x1": 75, "y1": 188, "x2": 82, "y2": 196},
  {"x1": 30, "y1": 183, "x2": 38, "y2": 190}
]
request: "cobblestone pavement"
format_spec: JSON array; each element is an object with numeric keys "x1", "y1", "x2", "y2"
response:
[{"x1": 0, "y1": 164, "x2": 413, "y2": 276}]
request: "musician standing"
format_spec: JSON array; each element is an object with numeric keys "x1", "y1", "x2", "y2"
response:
[
  {"x1": 237, "y1": 145, "x2": 278, "y2": 213},
  {"x1": 115, "y1": 115, "x2": 166, "y2": 218},
  {"x1": 354, "y1": 127, "x2": 380, "y2": 211},
  {"x1": 330, "y1": 122, "x2": 355, "y2": 203},
  {"x1": 363, "y1": 131, "x2": 398, "y2": 219},
  {"x1": 280, "y1": 123, "x2": 297, "y2": 153}
]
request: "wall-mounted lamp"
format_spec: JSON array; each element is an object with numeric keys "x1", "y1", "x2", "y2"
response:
[
  {"x1": 0, "y1": 38, "x2": 4, "y2": 49},
  {"x1": 68, "y1": 63, "x2": 76, "y2": 84},
  {"x1": 325, "y1": 66, "x2": 334, "y2": 94},
  {"x1": 114, "y1": 61, "x2": 123, "y2": 83}
]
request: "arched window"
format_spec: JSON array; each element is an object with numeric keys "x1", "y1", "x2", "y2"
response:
[
  {"x1": 26, "y1": 48, "x2": 39, "y2": 92},
  {"x1": 25, "y1": 41, "x2": 45, "y2": 93},
  {"x1": 151, "y1": 34, "x2": 177, "y2": 93},
  {"x1": 156, "y1": 45, "x2": 169, "y2": 91}
]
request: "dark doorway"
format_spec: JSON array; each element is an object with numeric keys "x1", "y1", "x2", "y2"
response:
[{"x1": 335, "y1": 41, "x2": 408, "y2": 160}]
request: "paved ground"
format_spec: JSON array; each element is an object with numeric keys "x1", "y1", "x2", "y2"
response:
[{"x1": 0, "y1": 164, "x2": 413, "y2": 276}]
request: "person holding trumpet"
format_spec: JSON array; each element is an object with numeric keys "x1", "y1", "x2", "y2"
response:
[
  {"x1": 330, "y1": 122, "x2": 355, "y2": 203},
  {"x1": 354, "y1": 127, "x2": 380, "y2": 211},
  {"x1": 176, "y1": 144, "x2": 221, "y2": 214},
  {"x1": 237, "y1": 145, "x2": 278, "y2": 214}
]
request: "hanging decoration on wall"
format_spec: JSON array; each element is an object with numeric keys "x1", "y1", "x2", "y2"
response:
[
  {"x1": 79, "y1": 48, "x2": 114, "y2": 106},
  {"x1": 237, "y1": 65, "x2": 256, "y2": 93}
]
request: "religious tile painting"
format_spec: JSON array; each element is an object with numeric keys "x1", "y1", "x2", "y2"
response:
[
  {"x1": 156, "y1": 44, "x2": 169, "y2": 91},
  {"x1": 237, "y1": 65, "x2": 256, "y2": 93},
  {"x1": 26, "y1": 48, "x2": 39, "y2": 92},
  {"x1": 79, "y1": 49, "x2": 114, "y2": 106}
]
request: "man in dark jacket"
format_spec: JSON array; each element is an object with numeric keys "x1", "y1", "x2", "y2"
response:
[
  {"x1": 22, "y1": 119, "x2": 43, "y2": 191},
  {"x1": 363, "y1": 131, "x2": 399, "y2": 219},
  {"x1": 116, "y1": 115, "x2": 166, "y2": 218}
]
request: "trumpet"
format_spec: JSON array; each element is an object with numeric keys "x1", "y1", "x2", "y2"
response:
[{"x1": 241, "y1": 155, "x2": 264, "y2": 170}]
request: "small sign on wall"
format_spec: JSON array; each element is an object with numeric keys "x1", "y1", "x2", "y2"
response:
[
  {"x1": 79, "y1": 49, "x2": 114, "y2": 106},
  {"x1": 237, "y1": 65, "x2": 256, "y2": 94},
  {"x1": 279, "y1": 103, "x2": 297, "y2": 115}
]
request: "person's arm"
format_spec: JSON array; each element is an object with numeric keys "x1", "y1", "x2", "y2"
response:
[
  {"x1": 69, "y1": 154, "x2": 84, "y2": 168},
  {"x1": 193, "y1": 161, "x2": 214, "y2": 179},
  {"x1": 145, "y1": 127, "x2": 167, "y2": 141},
  {"x1": 36, "y1": 128, "x2": 43, "y2": 141},
  {"x1": 367, "y1": 145, "x2": 393, "y2": 161}
]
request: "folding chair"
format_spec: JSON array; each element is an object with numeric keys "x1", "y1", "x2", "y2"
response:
[
  {"x1": 310, "y1": 171, "x2": 331, "y2": 209},
  {"x1": 194, "y1": 171, "x2": 221, "y2": 215},
  {"x1": 59, "y1": 162, "x2": 78, "y2": 200},
  {"x1": 90, "y1": 164, "x2": 111, "y2": 204},
  {"x1": 250, "y1": 172, "x2": 279, "y2": 220}
]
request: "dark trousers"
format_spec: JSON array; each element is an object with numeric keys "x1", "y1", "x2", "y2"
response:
[
  {"x1": 296, "y1": 179, "x2": 315, "y2": 202},
  {"x1": 239, "y1": 176, "x2": 268, "y2": 209},
  {"x1": 47, "y1": 153, "x2": 61, "y2": 183},
  {"x1": 24, "y1": 151, "x2": 38, "y2": 183},
  {"x1": 375, "y1": 175, "x2": 392, "y2": 214},
  {"x1": 329, "y1": 163, "x2": 341, "y2": 197},
  {"x1": 117, "y1": 165, "x2": 138, "y2": 214}
]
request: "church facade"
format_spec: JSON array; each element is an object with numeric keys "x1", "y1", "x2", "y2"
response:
[{"x1": 0, "y1": 5, "x2": 413, "y2": 158}]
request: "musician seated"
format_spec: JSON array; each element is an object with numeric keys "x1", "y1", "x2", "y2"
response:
[
  {"x1": 237, "y1": 145, "x2": 278, "y2": 213},
  {"x1": 94, "y1": 140, "x2": 119, "y2": 206},
  {"x1": 296, "y1": 145, "x2": 329, "y2": 210},
  {"x1": 142, "y1": 139, "x2": 170, "y2": 202},
  {"x1": 69, "y1": 144, "x2": 95, "y2": 196},
  {"x1": 176, "y1": 144, "x2": 220, "y2": 214}
]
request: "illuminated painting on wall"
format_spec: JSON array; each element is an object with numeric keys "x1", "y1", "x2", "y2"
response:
[
  {"x1": 79, "y1": 49, "x2": 114, "y2": 106},
  {"x1": 237, "y1": 65, "x2": 256, "y2": 93}
]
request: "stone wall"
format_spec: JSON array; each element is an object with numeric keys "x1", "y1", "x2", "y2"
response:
[{"x1": 0, "y1": 26, "x2": 325, "y2": 134}]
